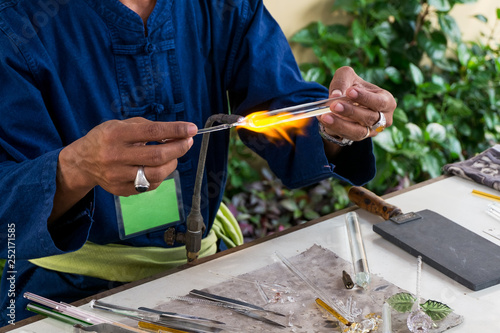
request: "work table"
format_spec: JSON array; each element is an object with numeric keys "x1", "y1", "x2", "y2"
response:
[{"x1": 5, "y1": 175, "x2": 500, "y2": 332}]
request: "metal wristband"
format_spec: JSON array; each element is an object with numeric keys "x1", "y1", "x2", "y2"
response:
[{"x1": 319, "y1": 123, "x2": 353, "y2": 146}]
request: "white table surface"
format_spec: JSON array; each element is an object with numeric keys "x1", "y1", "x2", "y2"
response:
[{"x1": 7, "y1": 176, "x2": 500, "y2": 332}]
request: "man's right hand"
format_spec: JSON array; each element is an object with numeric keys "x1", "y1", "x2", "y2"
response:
[{"x1": 49, "y1": 117, "x2": 197, "y2": 223}]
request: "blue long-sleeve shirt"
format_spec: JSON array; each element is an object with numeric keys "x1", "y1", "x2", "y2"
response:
[{"x1": 0, "y1": 0, "x2": 375, "y2": 324}]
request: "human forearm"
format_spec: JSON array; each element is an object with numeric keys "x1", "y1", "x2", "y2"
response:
[{"x1": 48, "y1": 145, "x2": 95, "y2": 227}]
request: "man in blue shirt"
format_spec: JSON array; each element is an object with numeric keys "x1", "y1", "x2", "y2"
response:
[{"x1": 0, "y1": 0, "x2": 396, "y2": 325}]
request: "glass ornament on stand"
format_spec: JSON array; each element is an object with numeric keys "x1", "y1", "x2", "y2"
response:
[{"x1": 406, "y1": 256, "x2": 433, "y2": 332}]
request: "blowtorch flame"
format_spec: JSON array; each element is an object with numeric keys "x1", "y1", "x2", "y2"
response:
[
  {"x1": 236, "y1": 111, "x2": 311, "y2": 144},
  {"x1": 234, "y1": 96, "x2": 345, "y2": 144}
]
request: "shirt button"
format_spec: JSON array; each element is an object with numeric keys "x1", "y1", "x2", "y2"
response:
[
  {"x1": 145, "y1": 43, "x2": 155, "y2": 54},
  {"x1": 153, "y1": 104, "x2": 164, "y2": 114}
]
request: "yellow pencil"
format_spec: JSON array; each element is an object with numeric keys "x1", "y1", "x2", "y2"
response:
[{"x1": 472, "y1": 189, "x2": 500, "y2": 202}]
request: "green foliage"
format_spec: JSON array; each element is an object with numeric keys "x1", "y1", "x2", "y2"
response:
[
  {"x1": 223, "y1": 136, "x2": 350, "y2": 239},
  {"x1": 291, "y1": 0, "x2": 500, "y2": 193},
  {"x1": 225, "y1": 131, "x2": 262, "y2": 189},
  {"x1": 224, "y1": 0, "x2": 500, "y2": 240},
  {"x1": 386, "y1": 292, "x2": 417, "y2": 313}
]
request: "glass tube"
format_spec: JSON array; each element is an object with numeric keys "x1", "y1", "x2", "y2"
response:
[
  {"x1": 487, "y1": 203, "x2": 500, "y2": 221},
  {"x1": 345, "y1": 212, "x2": 371, "y2": 288},
  {"x1": 382, "y1": 302, "x2": 392, "y2": 333},
  {"x1": 241, "y1": 96, "x2": 346, "y2": 129}
]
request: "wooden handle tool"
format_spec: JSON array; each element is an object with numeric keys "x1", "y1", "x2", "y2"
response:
[{"x1": 348, "y1": 186, "x2": 402, "y2": 220}]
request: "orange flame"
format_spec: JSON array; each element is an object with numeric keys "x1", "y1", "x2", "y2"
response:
[{"x1": 236, "y1": 111, "x2": 311, "y2": 144}]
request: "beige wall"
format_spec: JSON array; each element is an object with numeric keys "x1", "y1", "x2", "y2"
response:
[
  {"x1": 263, "y1": 0, "x2": 341, "y2": 38},
  {"x1": 451, "y1": 0, "x2": 500, "y2": 42},
  {"x1": 264, "y1": 0, "x2": 499, "y2": 45}
]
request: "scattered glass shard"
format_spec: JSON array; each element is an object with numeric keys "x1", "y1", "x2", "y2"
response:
[
  {"x1": 275, "y1": 251, "x2": 360, "y2": 322},
  {"x1": 343, "y1": 313, "x2": 382, "y2": 333}
]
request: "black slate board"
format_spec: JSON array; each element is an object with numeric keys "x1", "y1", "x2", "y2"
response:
[{"x1": 373, "y1": 209, "x2": 500, "y2": 291}]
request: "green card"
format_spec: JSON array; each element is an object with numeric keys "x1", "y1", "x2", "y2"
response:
[{"x1": 115, "y1": 171, "x2": 184, "y2": 239}]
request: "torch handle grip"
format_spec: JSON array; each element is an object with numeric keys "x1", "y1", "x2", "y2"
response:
[{"x1": 348, "y1": 186, "x2": 402, "y2": 220}]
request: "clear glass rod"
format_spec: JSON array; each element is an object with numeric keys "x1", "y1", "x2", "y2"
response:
[
  {"x1": 345, "y1": 212, "x2": 371, "y2": 288},
  {"x1": 242, "y1": 95, "x2": 346, "y2": 129},
  {"x1": 195, "y1": 96, "x2": 347, "y2": 135}
]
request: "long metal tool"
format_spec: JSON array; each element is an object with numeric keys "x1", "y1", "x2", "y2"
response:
[
  {"x1": 189, "y1": 290, "x2": 286, "y2": 328},
  {"x1": 189, "y1": 289, "x2": 284, "y2": 317},
  {"x1": 90, "y1": 300, "x2": 225, "y2": 333},
  {"x1": 232, "y1": 309, "x2": 286, "y2": 329},
  {"x1": 138, "y1": 307, "x2": 225, "y2": 325}
]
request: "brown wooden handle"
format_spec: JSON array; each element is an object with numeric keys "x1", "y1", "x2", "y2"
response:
[{"x1": 348, "y1": 186, "x2": 402, "y2": 220}]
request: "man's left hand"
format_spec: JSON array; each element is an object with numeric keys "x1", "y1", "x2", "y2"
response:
[{"x1": 318, "y1": 66, "x2": 397, "y2": 144}]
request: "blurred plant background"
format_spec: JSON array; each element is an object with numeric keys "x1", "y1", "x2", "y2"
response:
[{"x1": 223, "y1": 0, "x2": 500, "y2": 242}]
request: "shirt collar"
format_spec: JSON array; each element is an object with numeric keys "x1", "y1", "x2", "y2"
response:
[{"x1": 84, "y1": 0, "x2": 172, "y2": 35}]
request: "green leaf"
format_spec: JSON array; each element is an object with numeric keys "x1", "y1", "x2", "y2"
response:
[
  {"x1": 363, "y1": 68, "x2": 387, "y2": 86},
  {"x1": 280, "y1": 199, "x2": 297, "y2": 212},
  {"x1": 445, "y1": 96, "x2": 473, "y2": 116},
  {"x1": 425, "y1": 104, "x2": 442, "y2": 123},
  {"x1": 352, "y1": 19, "x2": 364, "y2": 47},
  {"x1": 391, "y1": 126, "x2": 405, "y2": 147},
  {"x1": 426, "y1": 123, "x2": 447, "y2": 143},
  {"x1": 405, "y1": 123, "x2": 423, "y2": 141},
  {"x1": 403, "y1": 94, "x2": 424, "y2": 111},
  {"x1": 421, "y1": 82, "x2": 446, "y2": 94},
  {"x1": 373, "y1": 21, "x2": 394, "y2": 48},
  {"x1": 385, "y1": 66, "x2": 402, "y2": 84},
  {"x1": 431, "y1": 74, "x2": 446, "y2": 87},
  {"x1": 373, "y1": 130, "x2": 396, "y2": 153},
  {"x1": 386, "y1": 293, "x2": 416, "y2": 313},
  {"x1": 420, "y1": 300, "x2": 453, "y2": 321},
  {"x1": 332, "y1": 0, "x2": 357, "y2": 12},
  {"x1": 409, "y1": 63, "x2": 424, "y2": 86},
  {"x1": 303, "y1": 67, "x2": 326, "y2": 83},
  {"x1": 390, "y1": 158, "x2": 408, "y2": 176},
  {"x1": 304, "y1": 208, "x2": 320, "y2": 220},
  {"x1": 290, "y1": 26, "x2": 316, "y2": 46},
  {"x1": 418, "y1": 31, "x2": 447, "y2": 64},
  {"x1": 474, "y1": 14, "x2": 488, "y2": 23},
  {"x1": 457, "y1": 42, "x2": 470, "y2": 66},
  {"x1": 438, "y1": 14, "x2": 461, "y2": 43},
  {"x1": 497, "y1": 8, "x2": 500, "y2": 19},
  {"x1": 447, "y1": 135, "x2": 464, "y2": 160},
  {"x1": 393, "y1": 107, "x2": 408, "y2": 125},
  {"x1": 421, "y1": 151, "x2": 444, "y2": 178},
  {"x1": 316, "y1": 21, "x2": 327, "y2": 37},
  {"x1": 428, "y1": 0, "x2": 451, "y2": 12}
]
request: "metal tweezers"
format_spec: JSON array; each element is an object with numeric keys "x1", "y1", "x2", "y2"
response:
[{"x1": 189, "y1": 289, "x2": 286, "y2": 329}]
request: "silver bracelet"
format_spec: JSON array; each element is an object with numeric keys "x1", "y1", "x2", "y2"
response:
[{"x1": 319, "y1": 123, "x2": 353, "y2": 146}]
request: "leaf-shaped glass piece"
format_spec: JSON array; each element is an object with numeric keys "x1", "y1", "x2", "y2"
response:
[
  {"x1": 386, "y1": 293, "x2": 416, "y2": 313},
  {"x1": 420, "y1": 300, "x2": 453, "y2": 321}
]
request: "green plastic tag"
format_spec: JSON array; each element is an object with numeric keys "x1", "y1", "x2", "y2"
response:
[{"x1": 115, "y1": 171, "x2": 184, "y2": 239}]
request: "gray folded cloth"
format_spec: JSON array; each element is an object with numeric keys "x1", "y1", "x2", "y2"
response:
[{"x1": 443, "y1": 145, "x2": 500, "y2": 191}]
